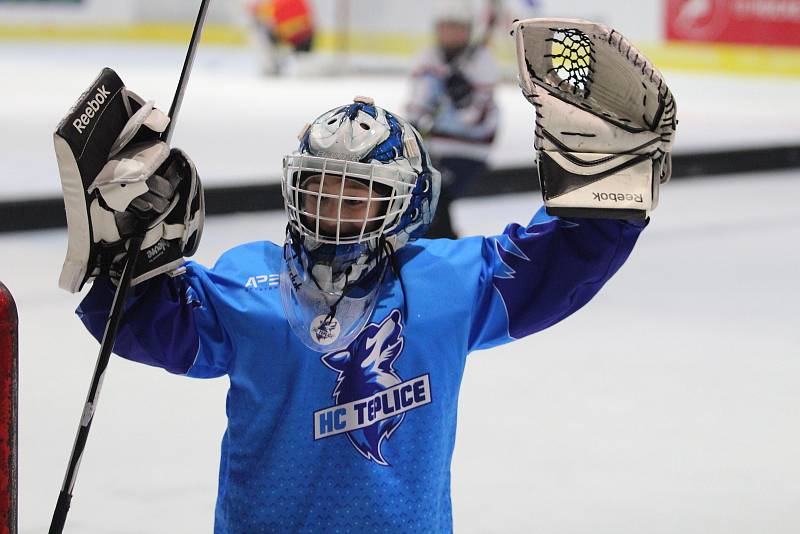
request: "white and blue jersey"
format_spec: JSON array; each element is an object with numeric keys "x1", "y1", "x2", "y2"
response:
[
  {"x1": 78, "y1": 207, "x2": 645, "y2": 533},
  {"x1": 405, "y1": 45, "x2": 499, "y2": 162}
]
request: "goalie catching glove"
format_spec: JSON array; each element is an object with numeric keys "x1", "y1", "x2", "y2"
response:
[
  {"x1": 54, "y1": 68, "x2": 204, "y2": 293},
  {"x1": 513, "y1": 19, "x2": 677, "y2": 219}
]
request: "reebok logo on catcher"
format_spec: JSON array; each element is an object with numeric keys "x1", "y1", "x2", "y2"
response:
[
  {"x1": 315, "y1": 309, "x2": 431, "y2": 466},
  {"x1": 592, "y1": 192, "x2": 644, "y2": 203},
  {"x1": 72, "y1": 85, "x2": 111, "y2": 134}
]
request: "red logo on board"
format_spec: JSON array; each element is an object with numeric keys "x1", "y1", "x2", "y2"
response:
[
  {"x1": 667, "y1": 0, "x2": 730, "y2": 40},
  {"x1": 666, "y1": 0, "x2": 800, "y2": 46}
]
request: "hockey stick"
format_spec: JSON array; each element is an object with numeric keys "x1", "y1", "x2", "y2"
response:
[
  {"x1": 475, "y1": 0, "x2": 503, "y2": 48},
  {"x1": 48, "y1": 2, "x2": 212, "y2": 532}
]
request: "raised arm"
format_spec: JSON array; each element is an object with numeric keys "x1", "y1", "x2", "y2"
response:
[
  {"x1": 53, "y1": 69, "x2": 220, "y2": 376},
  {"x1": 468, "y1": 207, "x2": 644, "y2": 351},
  {"x1": 465, "y1": 19, "x2": 677, "y2": 350}
]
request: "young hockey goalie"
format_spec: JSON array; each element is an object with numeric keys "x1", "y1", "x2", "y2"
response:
[{"x1": 54, "y1": 19, "x2": 676, "y2": 533}]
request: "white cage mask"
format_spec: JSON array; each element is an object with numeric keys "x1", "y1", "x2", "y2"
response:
[{"x1": 282, "y1": 156, "x2": 417, "y2": 246}]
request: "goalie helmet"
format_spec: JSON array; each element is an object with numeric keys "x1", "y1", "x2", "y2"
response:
[{"x1": 280, "y1": 96, "x2": 440, "y2": 352}]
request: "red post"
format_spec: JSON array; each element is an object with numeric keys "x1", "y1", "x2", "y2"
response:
[{"x1": 0, "y1": 282, "x2": 17, "y2": 534}]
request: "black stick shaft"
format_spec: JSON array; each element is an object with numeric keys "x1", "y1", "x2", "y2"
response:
[
  {"x1": 48, "y1": 235, "x2": 143, "y2": 534},
  {"x1": 49, "y1": 2, "x2": 212, "y2": 531},
  {"x1": 164, "y1": 0, "x2": 212, "y2": 144}
]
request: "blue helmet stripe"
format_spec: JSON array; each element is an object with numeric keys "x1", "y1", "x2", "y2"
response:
[
  {"x1": 365, "y1": 112, "x2": 404, "y2": 163},
  {"x1": 345, "y1": 103, "x2": 378, "y2": 120}
]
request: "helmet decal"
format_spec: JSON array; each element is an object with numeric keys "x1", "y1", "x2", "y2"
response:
[{"x1": 364, "y1": 112, "x2": 404, "y2": 164}]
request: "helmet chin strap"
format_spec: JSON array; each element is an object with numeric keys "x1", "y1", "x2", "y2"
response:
[{"x1": 383, "y1": 237, "x2": 409, "y2": 321}]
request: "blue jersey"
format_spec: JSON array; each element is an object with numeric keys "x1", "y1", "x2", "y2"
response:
[{"x1": 78, "y1": 208, "x2": 645, "y2": 533}]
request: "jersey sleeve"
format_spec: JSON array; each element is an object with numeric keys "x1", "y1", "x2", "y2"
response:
[
  {"x1": 467, "y1": 207, "x2": 647, "y2": 352},
  {"x1": 75, "y1": 261, "x2": 236, "y2": 379}
]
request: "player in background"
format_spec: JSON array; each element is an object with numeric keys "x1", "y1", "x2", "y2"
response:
[
  {"x1": 53, "y1": 18, "x2": 676, "y2": 534},
  {"x1": 248, "y1": 0, "x2": 315, "y2": 75},
  {"x1": 405, "y1": 0, "x2": 500, "y2": 239}
]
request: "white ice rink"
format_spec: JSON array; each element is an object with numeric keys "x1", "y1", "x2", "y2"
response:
[
  {"x1": 0, "y1": 40, "x2": 799, "y2": 533},
  {"x1": 1, "y1": 170, "x2": 798, "y2": 533}
]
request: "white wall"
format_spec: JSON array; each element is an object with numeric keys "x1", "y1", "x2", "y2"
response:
[
  {"x1": 0, "y1": 0, "x2": 667, "y2": 43},
  {"x1": 536, "y1": 0, "x2": 663, "y2": 42},
  {"x1": 135, "y1": 0, "x2": 246, "y2": 24},
  {"x1": 0, "y1": 0, "x2": 134, "y2": 24},
  {"x1": 0, "y1": 0, "x2": 242, "y2": 25},
  {"x1": 308, "y1": 0, "x2": 665, "y2": 43}
]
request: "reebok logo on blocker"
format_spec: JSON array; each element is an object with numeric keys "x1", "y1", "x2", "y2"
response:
[{"x1": 73, "y1": 85, "x2": 111, "y2": 134}]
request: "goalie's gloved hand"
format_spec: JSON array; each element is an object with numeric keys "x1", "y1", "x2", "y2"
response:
[
  {"x1": 512, "y1": 18, "x2": 678, "y2": 220},
  {"x1": 91, "y1": 144, "x2": 189, "y2": 238},
  {"x1": 54, "y1": 68, "x2": 204, "y2": 293},
  {"x1": 116, "y1": 153, "x2": 185, "y2": 229}
]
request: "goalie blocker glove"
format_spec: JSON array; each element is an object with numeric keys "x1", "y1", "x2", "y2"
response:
[
  {"x1": 54, "y1": 68, "x2": 204, "y2": 293},
  {"x1": 513, "y1": 19, "x2": 677, "y2": 219}
]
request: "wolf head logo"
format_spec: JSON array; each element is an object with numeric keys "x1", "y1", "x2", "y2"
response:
[{"x1": 321, "y1": 309, "x2": 405, "y2": 466}]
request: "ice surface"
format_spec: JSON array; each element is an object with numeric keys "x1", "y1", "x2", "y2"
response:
[
  {"x1": 1, "y1": 41, "x2": 799, "y2": 199},
  {"x1": 2, "y1": 169, "x2": 799, "y2": 533}
]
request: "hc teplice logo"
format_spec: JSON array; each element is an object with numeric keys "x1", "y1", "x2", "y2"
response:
[{"x1": 315, "y1": 309, "x2": 431, "y2": 466}]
